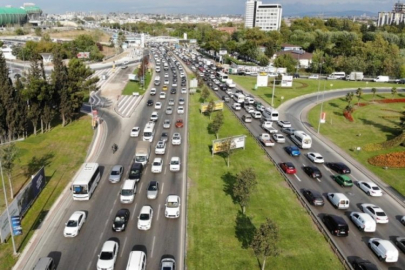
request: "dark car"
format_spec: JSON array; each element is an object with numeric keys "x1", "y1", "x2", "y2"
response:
[
  {"x1": 303, "y1": 166, "x2": 322, "y2": 178},
  {"x1": 322, "y1": 214, "x2": 349, "y2": 237},
  {"x1": 170, "y1": 88, "x2": 177, "y2": 94},
  {"x1": 128, "y1": 162, "x2": 143, "y2": 181},
  {"x1": 172, "y1": 78, "x2": 178, "y2": 83},
  {"x1": 328, "y1": 162, "x2": 351, "y2": 174},
  {"x1": 395, "y1": 78, "x2": 405, "y2": 84},
  {"x1": 351, "y1": 258, "x2": 378, "y2": 270},
  {"x1": 147, "y1": 99, "x2": 154, "y2": 106},
  {"x1": 302, "y1": 189, "x2": 324, "y2": 206},
  {"x1": 181, "y1": 81, "x2": 186, "y2": 86},
  {"x1": 112, "y1": 209, "x2": 130, "y2": 232},
  {"x1": 284, "y1": 146, "x2": 301, "y2": 156},
  {"x1": 396, "y1": 237, "x2": 405, "y2": 253},
  {"x1": 160, "y1": 132, "x2": 169, "y2": 142}
]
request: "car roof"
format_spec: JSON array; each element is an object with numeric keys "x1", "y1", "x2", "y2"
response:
[
  {"x1": 167, "y1": 195, "x2": 179, "y2": 202},
  {"x1": 70, "y1": 211, "x2": 85, "y2": 220},
  {"x1": 149, "y1": 181, "x2": 158, "y2": 186},
  {"x1": 116, "y1": 209, "x2": 129, "y2": 216},
  {"x1": 140, "y1": 205, "x2": 152, "y2": 213},
  {"x1": 154, "y1": 157, "x2": 162, "y2": 162},
  {"x1": 102, "y1": 240, "x2": 117, "y2": 251},
  {"x1": 112, "y1": 165, "x2": 123, "y2": 171}
]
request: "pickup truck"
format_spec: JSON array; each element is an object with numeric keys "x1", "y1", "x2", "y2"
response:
[{"x1": 259, "y1": 133, "x2": 275, "y2": 147}]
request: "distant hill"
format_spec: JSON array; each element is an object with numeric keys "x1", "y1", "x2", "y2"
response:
[{"x1": 285, "y1": 10, "x2": 377, "y2": 17}]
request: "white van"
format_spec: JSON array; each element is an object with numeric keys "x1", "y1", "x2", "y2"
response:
[
  {"x1": 120, "y1": 180, "x2": 137, "y2": 204},
  {"x1": 349, "y1": 212, "x2": 376, "y2": 232},
  {"x1": 327, "y1": 193, "x2": 349, "y2": 209},
  {"x1": 368, "y1": 238, "x2": 399, "y2": 263},
  {"x1": 126, "y1": 251, "x2": 146, "y2": 270},
  {"x1": 373, "y1": 76, "x2": 389, "y2": 82}
]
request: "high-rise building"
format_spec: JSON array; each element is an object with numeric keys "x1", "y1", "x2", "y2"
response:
[
  {"x1": 244, "y1": 0, "x2": 282, "y2": 31},
  {"x1": 378, "y1": 1, "x2": 405, "y2": 26}
]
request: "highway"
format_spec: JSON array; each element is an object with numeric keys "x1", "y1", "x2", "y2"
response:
[{"x1": 23, "y1": 47, "x2": 187, "y2": 269}]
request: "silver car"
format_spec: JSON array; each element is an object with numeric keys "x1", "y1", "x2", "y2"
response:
[
  {"x1": 163, "y1": 119, "x2": 171, "y2": 129},
  {"x1": 160, "y1": 258, "x2": 175, "y2": 270},
  {"x1": 147, "y1": 181, "x2": 159, "y2": 199},
  {"x1": 109, "y1": 165, "x2": 124, "y2": 183},
  {"x1": 166, "y1": 107, "x2": 173, "y2": 115}
]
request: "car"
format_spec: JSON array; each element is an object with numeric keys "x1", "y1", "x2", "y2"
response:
[
  {"x1": 303, "y1": 166, "x2": 322, "y2": 178},
  {"x1": 168, "y1": 98, "x2": 175, "y2": 106},
  {"x1": 162, "y1": 85, "x2": 168, "y2": 91},
  {"x1": 155, "y1": 102, "x2": 162, "y2": 109},
  {"x1": 112, "y1": 209, "x2": 130, "y2": 232},
  {"x1": 170, "y1": 88, "x2": 177, "y2": 94},
  {"x1": 284, "y1": 146, "x2": 301, "y2": 156},
  {"x1": 333, "y1": 174, "x2": 353, "y2": 187},
  {"x1": 178, "y1": 98, "x2": 185, "y2": 105},
  {"x1": 272, "y1": 133, "x2": 286, "y2": 143},
  {"x1": 166, "y1": 107, "x2": 173, "y2": 115},
  {"x1": 147, "y1": 181, "x2": 159, "y2": 199},
  {"x1": 147, "y1": 99, "x2": 153, "y2": 106},
  {"x1": 160, "y1": 92, "x2": 166, "y2": 99},
  {"x1": 401, "y1": 216, "x2": 405, "y2": 225},
  {"x1": 261, "y1": 121, "x2": 273, "y2": 129},
  {"x1": 181, "y1": 88, "x2": 187, "y2": 93},
  {"x1": 97, "y1": 240, "x2": 119, "y2": 270},
  {"x1": 172, "y1": 83, "x2": 178, "y2": 87},
  {"x1": 163, "y1": 119, "x2": 171, "y2": 129},
  {"x1": 172, "y1": 133, "x2": 181, "y2": 145},
  {"x1": 358, "y1": 181, "x2": 383, "y2": 197},
  {"x1": 164, "y1": 79, "x2": 170, "y2": 85},
  {"x1": 395, "y1": 78, "x2": 405, "y2": 84},
  {"x1": 244, "y1": 105, "x2": 255, "y2": 114},
  {"x1": 213, "y1": 85, "x2": 219, "y2": 91},
  {"x1": 181, "y1": 81, "x2": 186, "y2": 86},
  {"x1": 160, "y1": 132, "x2": 169, "y2": 142},
  {"x1": 160, "y1": 258, "x2": 176, "y2": 270},
  {"x1": 361, "y1": 203, "x2": 389, "y2": 223},
  {"x1": 308, "y1": 74, "x2": 319, "y2": 79},
  {"x1": 281, "y1": 127, "x2": 296, "y2": 135},
  {"x1": 280, "y1": 162, "x2": 296, "y2": 174},
  {"x1": 395, "y1": 237, "x2": 405, "y2": 253},
  {"x1": 351, "y1": 258, "x2": 378, "y2": 270},
  {"x1": 130, "y1": 127, "x2": 140, "y2": 137},
  {"x1": 306, "y1": 152, "x2": 324, "y2": 164},
  {"x1": 164, "y1": 73, "x2": 169, "y2": 78},
  {"x1": 302, "y1": 189, "x2": 324, "y2": 206},
  {"x1": 328, "y1": 162, "x2": 351, "y2": 174},
  {"x1": 165, "y1": 195, "x2": 181, "y2": 218},
  {"x1": 109, "y1": 165, "x2": 124, "y2": 183},
  {"x1": 150, "y1": 88, "x2": 157, "y2": 95},
  {"x1": 177, "y1": 106, "x2": 184, "y2": 114},
  {"x1": 137, "y1": 205, "x2": 153, "y2": 230},
  {"x1": 155, "y1": 140, "x2": 166, "y2": 155},
  {"x1": 170, "y1": 157, "x2": 181, "y2": 171},
  {"x1": 151, "y1": 158, "x2": 163, "y2": 173},
  {"x1": 63, "y1": 211, "x2": 86, "y2": 237},
  {"x1": 150, "y1": 111, "x2": 159, "y2": 122},
  {"x1": 222, "y1": 96, "x2": 230, "y2": 102},
  {"x1": 121, "y1": 65, "x2": 128, "y2": 69},
  {"x1": 175, "y1": 119, "x2": 184, "y2": 128},
  {"x1": 277, "y1": 120, "x2": 291, "y2": 128}
]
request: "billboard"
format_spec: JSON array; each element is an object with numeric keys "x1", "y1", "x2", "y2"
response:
[
  {"x1": 212, "y1": 135, "x2": 246, "y2": 154},
  {"x1": 11, "y1": 216, "x2": 22, "y2": 236},
  {"x1": 256, "y1": 73, "x2": 268, "y2": 87},
  {"x1": 77, "y1": 52, "x2": 90, "y2": 59},
  {"x1": 200, "y1": 100, "x2": 224, "y2": 113},
  {"x1": 281, "y1": 75, "x2": 293, "y2": 87}
]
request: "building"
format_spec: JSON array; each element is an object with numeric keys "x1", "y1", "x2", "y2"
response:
[
  {"x1": 244, "y1": 0, "x2": 282, "y2": 31},
  {"x1": 378, "y1": 1, "x2": 405, "y2": 26},
  {"x1": 0, "y1": 3, "x2": 42, "y2": 26}
]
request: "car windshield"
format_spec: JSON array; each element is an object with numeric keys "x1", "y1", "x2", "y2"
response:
[
  {"x1": 153, "y1": 162, "x2": 161, "y2": 166},
  {"x1": 115, "y1": 216, "x2": 125, "y2": 223},
  {"x1": 376, "y1": 212, "x2": 386, "y2": 217},
  {"x1": 140, "y1": 214, "x2": 150, "y2": 220},
  {"x1": 167, "y1": 201, "x2": 179, "y2": 207},
  {"x1": 372, "y1": 186, "x2": 380, "y2": 191},
  {"x1": 121, "y1": 190, "x2": 132, "y2": 196},
  {"x1": 171, "y1": 160, "x2": 179, "y2": 165},
  {"x1": 111, "y1": 170, "x2": 120, "y2": 175},
  {"x1": 66, "y1": 220, "x2": 77, "y2": 227},
  {"x1": 148, "y1": 185, "x2": 157, "y2": 191},
  {"x1": 135, "y1": 156, "x2": 146, "y2": 162},
  {"x1": 130, "y1": 169, "x2": 140, "y2": 175},
  {"x1": 99, "y1": 251, "x2": 113, "y2": 260}
]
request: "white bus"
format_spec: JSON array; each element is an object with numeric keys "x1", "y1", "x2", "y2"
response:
[
  {"x1": 143, "y1": 121, "x2": 156, "y2": 142},
  {"x1": 262, "y1": 107, "x2": 279, "y2": 121},
  {"x1": 72, "y1": 163, "x2": 101, "y2": 200},
  {"x1": 216, "y1": 72, "x2": 229, "y2": 82},
  {"x1": 233, "y1": 93, "x2": 245, "y2": 103},
  {"x1": 290, "y1": 131, "x2": 312, "y2": 149}
]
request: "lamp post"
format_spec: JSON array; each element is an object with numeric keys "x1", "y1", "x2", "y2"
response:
[
  {"x1": 317, "y1": 83, "x2": 332, "y2": 133},
  {"x1": 316, "y1": 61, "x2": 323, "y2": 103},
  {"x1": 1, "y1": 161, "x2": 17, "y2": 255}
]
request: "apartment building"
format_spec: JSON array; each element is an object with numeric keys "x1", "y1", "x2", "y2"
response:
[{"x1": 244, "y1": 0, "x2": 282, "y2": 31}]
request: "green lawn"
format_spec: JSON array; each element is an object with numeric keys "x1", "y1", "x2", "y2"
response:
[
  {"x1": 0, "y1": 116, "x2": 93, "y2": 269},
  {"x1": 187, "y1": 87, "x2": 343, "y2": 269},
  {"x1": 122, "y1": 68, "x2": 152, "y2": 96},
  {"x1": 307, "y1": 93, "x2": 405, "y2": 195},
  {"x1": 231, "y1": 75, "x2": 400, "y2": 108}
]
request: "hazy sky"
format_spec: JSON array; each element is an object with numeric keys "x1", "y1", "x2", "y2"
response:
[{"x1": 12, "y1": 0, "x2": 397, "y2": 15}]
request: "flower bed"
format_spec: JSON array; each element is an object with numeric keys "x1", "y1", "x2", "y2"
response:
[
  {"x1": 343, "y1": 111, "x2": 354, "y2": 122},
  {"x1": 368, "y1": 151, "x2": 405, "y2": 168}
]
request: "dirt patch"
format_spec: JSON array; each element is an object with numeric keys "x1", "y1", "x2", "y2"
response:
[{"x1": 48, "y1": 29, "x2": 111, "y2": 42}]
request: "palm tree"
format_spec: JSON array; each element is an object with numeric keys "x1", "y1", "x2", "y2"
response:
[
  {"x1": 371, "y1": 87, "x2": 377, "y2": 101},
  {"x1": 356, "y1": 88, "x2": 363, "y2": 106},
  {"x1": 391, "y1": 87, "x2": 397, "y2": 100}
]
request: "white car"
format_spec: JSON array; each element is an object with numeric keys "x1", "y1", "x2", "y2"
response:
[
  {"x1": 177, "y1": 106, "x2": 184, "y2": 114},
  {"x1": 232, "y1": 103, "x2": 241, "y2": 111},
  {"x1": 151, "y1": 158, "x2": 163, "y2": 173},
  {"x1": 163, "y1": 119, "x2": 171, "y2": 129},
  {"x1": 166, "y1": 107, "x2": 173, "y2": 115},
  {"x1": 165, "y1": 195, "x2": 181, "y2": 218},
  {"x1": 245, "y1": 106, "x2": 255, "y2": 114},
  {"x1": 308, "y1": 74, "x2": 319, "y2": 79},
  {"x1": 358, "y1": 181, "x2": 383, "y2": 197},
  {"x1": 164, "y1": 73, "x2": 169, "y2": 78},
  {"x1": 306, "y1": 152, "x2": 324, "y2": 164},
  {"x1": 172, "y1": 133, "x2": 181, "y2": 145},
  {"x1": 178, "y1": 98, "x2": 185, "y2": 105},
  {"x1": 164, "y1": 79, "x2": 169, "y2": 85},
  {"x1": 277, "y1": 120, "x2": 291, "y2": 128},
  {"x1": 169, "y1": 157, "x2": 181, "y2": 171},
  {"x1": 159, "y1": 92, "x2": 166, "y2": 99},
  {"x1": 261, "y1": 121, "x2": 273, "y2": 129},
  {"x1": 361, "y1": 203, "x2": 389, "y2": 224},
  {"x1": 155, "y1": 140, "x2": 166, "y2": 155},
  {"x1": 181, "y1": 88, "x2": 187, "y2": 94},
  {"x1": 155, "y1": 102, "x2": 162, "y2": 109},
  {"x1": 63, "y1": 211, "x2": 86, "y2": 237},
  {"x1": 272, "y1": 133, "x2": 286, "y2": 143},
  {"x1": 150, "y1": 88, "x2": 157, "y2": 95},
  {"x1": 168, "y1": 98, "x2": 175, "y2": 106},
  {"x1": 137, "y1": 205, "x2": 153, "y2": 230},
  {"x1": 97, "y1": 240, "x2": 119, "y2": 270},
  {"x1": 130, "y1": 127, "x2": 140, "y2": 137},
  {"x1": 150, "y1": 111, "x2": 159, "y2": 122}
]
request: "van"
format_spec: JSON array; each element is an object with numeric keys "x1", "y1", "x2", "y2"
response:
[
  {"x1": 242, "y1": 114, "x2": 252, "y2": 123},
  {"x1": 327, "y1": 193, "x2": 350, "y2": 209},
  {"x1": 128, "y1": 163, "x2": 143, "y2": 182},
  {"x1": 350, "y1": 212, "x2": 376, "y2": 232},
  {"x1": 368, "y1": 238, "x2": 399, "y2": 262},
  {"x1": 373, "y1": 76, "x2": 389, "y2": 82},
  {"x1": 33, "y1": 257, "x2": 56, "y2": 270},
  {"x1": 126, "y1": 251, "x2": 146, "y2": 270},
  {"x1": 322, "y1": 214, "x2": 349, "y2": 237},
  {"x1": 120, "y1": 180, "x2": 137, "y2": 204}
]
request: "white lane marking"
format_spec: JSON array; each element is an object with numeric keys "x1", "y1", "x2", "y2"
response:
[
  {"x1": 161, "y1": 182, "x2": 164, "y2": 194},
  {"x1": 322, "y1": 164, "x2": 332, "y2": 173},
  {"x1": 164, "y1": 167, "x2": 167, "y2": 175},
  {"x1": 150, "y1": 236, "x2": 156, "y2": 258},
  {"x1": 109, "y1": 206, "x2": 114, "y2": 216},
  {"x1": 120, "y1": 237, "x2": 128, "y2": 258},
  {"x1": 131, "y1": 203, "x2": 138, "y2": 220},
  {"x1": 139, "y1": 182, "x2": 143, "y2": 193},
  {"x1": 157, "y1": 204, "x2": 161, "y2": 221},
  {"x1": 294, "y1": 174, "x2": 302, "y2": 182},
  {"x1": 351, "y1": 175, "x2": 359, "y2": 182},
  {"x1": 104, "y1": 218, "x2": 109, "y2": 226},
  {"x1": 316, "y1": 178, "x2": 321, "y2": 183}
]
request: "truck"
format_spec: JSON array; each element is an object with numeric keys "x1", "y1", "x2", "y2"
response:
[
  {"x1": 346, "y1": 72, "x2": 364, "y2": 81},
  {"x1": 134, "y1": 141, "x2": 151, "y2": 166},
  {"x1": 259, "y1": 133, "x2": 275, "y2": 147},
  {"x1": 226, "y1": 79, "x2": 236, "y2": 88}
]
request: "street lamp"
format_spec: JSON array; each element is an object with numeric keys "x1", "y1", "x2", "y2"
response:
[
  {"x1": 316, "y1": 62, "x2": 323, "y2": 103},
  {"x1": 317, "y1": 83, "x2": 332, "y2": 133},
  {"x1": 271, "y1": 77, "x2": 281, "y2": 107}
]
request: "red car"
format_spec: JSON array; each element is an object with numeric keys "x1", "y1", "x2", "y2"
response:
[
  {"x1": 280, "y1": 162, "x2": 296, "y2": 174},
  {"x1": 175, "y1": 119, "x2": 184, "y2": 128}
]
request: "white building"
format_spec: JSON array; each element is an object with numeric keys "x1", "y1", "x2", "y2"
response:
[
  {"x1": 244, "y1": 0, "x2": 282, "y2": 31},
  {"x1": 378, "y1": 2, "x2": 405, "y2": 26}
]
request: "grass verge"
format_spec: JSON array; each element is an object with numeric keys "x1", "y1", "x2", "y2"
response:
[
  {"x1": 122, "y1": 68, "x2": 151, "y2": 96},
  {"x1": 307, "y1": 93, "x2": 405, "y2": 195},
  {"x1": 0, "y1": 115, "x2": 93, "y2": 269},
  {"x1": 187, "y1": 87, "x2": 343, "y2": 269}
]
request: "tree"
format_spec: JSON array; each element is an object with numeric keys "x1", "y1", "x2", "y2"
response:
[
  {"x1": 391, "y1": 87, "x2": 397, "y2": 99},
  {"x1": 1, "y1": 143, "x2": 19, "y2": 199},
  {"x1": 210, "y1": 111, "x2": 224, "y2": 139},
  {"x1": 201, "y1": 86, "x2": 210, "y2": 102},
  {"x1": 116, "y1": 31, "x2": 126, "y2": 53},
  {"x1": 34, "y1": 27, "x2": 42, "y2": 37},
  {"x1": 273, "y1": 54, "x2": 297, "y2": 73},
  {"x1": 355, "y1": 88, "x2": 363, "y2": 105},
  {"x1": 233, "y1": 168, "x2": 257, "y2": 214},
  {"x1": 251, "y1": 218, "x2": 280, "y2": 270},
  {"x1": 206, "y1": 99, "x2": 215, "y2": 119},
  {"x1": 345, "y1": 92, "x2": 354, "y2": 106},
  {"x1": 371, "y1": 87, "x2": 377, "y2": 101},
  {"x1": 223, "y1": 137, "x2": 234, "y2": 168}
]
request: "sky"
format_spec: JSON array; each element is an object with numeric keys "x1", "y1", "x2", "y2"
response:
[{"x1": 11, "y1": 0, "x2": 398, "y2": 16}]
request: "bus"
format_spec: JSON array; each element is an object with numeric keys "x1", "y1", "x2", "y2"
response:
[
  {"x1": 290, "y1": 131, "x2": 312, "y2": 149},
  {"x1": 262, "y1": 107, "x2": 279, "y2": 121},
  {"x1": 72, "y1": 163, "x2": 101, "y2": 200},
  {"x1": 143, "y1": 121, "x2": 156, "y2": 142},
  {"x1": 216, "y1": 71, "x2": 229, "y2": 82}
]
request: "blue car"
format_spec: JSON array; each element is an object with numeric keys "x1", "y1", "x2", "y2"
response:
[{"x1": 284, "y1": 146, "x2": 301, "y2": 156}]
